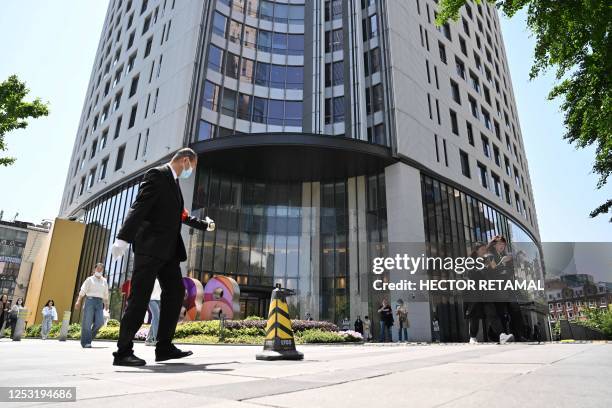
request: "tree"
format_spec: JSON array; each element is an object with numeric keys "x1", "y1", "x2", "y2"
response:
[
  {"x1": 0, "y1": 74, "x2": 49, "y2": 166},
  {"x1": 437, "y1": 0, "x2": 611, "y2": 220}
]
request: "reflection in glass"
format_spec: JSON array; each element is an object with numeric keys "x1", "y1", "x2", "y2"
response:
[
  {"x1": 189, "y1": 168, "x2": 386, "y2": 323},
  {"x1": 421, "y1": 174, "x2": 545, "y2": 341}
]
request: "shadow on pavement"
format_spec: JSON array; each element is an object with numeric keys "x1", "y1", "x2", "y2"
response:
[{"x1": 115, "y1": 361, "x2": 239, "y2": 374}]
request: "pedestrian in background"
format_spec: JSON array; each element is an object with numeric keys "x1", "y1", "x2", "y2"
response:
[
  {"x1": 396, "y1": 300, "x2": 408, "y2": 342},
  {"x1": 377, "y1": 298, "x2": 393, "y2": 342},
  {"x1": 465, "y1": 242, "x2": 487, "y2": 344},
  {"x1": 9, "y1": 297, "x2": 25, "y2": 339},
  {"x1": 354, "y1": 316, "x2": 364, "y2": 336},
  {"x1": 41, "y1": 300, "x2": 58, "y2": 339},
  {"x1": 145, "y1": 279, "x2": 161, "y2": 346},
  {"x1": 533, "y1": 323, "x2": 542, "y2": 344},
  {"x1": 432, "y1": 315, "x2": 441, "y2": 343},
  {"x1": 341, "y1": 316, "x2": 350, "y2": 331},
  {"x1": 75, "y1": 263, "x2": 109, "y2": 348},
  {"x1": 363, "y1": 315, "x2": 372, "y2": 341},
  {"x1": 0, "y1": 294, "x2": 9, "y2": 337}
]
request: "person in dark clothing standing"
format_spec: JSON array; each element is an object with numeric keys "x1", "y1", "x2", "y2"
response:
[
  {"x1": 354, "y1": 316, "x2": 364, "y2": 335},
  {"x1": 464, "y1": 242, "x2": 487, "y2": 344},
  {"x1": 0, "y1": 294, "x2": 9, "y2": 337},
  {"x1": 485, "y1": 235, "x2": 515, "y2": 343},
  {"x1": 377, "y1": 298, "x2": 393, "y2": 342},
  {"x1": 110, "y1": 148, "x2": 215, "y2": 366},
  {"x1": 533, "y1": 323, "x2": 542, "y2": 344}
]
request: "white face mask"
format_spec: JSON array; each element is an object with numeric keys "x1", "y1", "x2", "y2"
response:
[
  {"x1": 94, "y1": 271, "x2": 103, "y2": 278},
  {"x1": 179, "y1": 161, "x2": 193, "y2": 179}
]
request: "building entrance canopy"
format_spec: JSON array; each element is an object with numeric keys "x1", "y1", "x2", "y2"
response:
[{"x1": 190, "y1": 133, "x2": 396, "y2": 182}]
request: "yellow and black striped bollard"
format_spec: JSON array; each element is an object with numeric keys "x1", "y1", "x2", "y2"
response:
[{"x1": 256, "y1": 284, "x2": 303, "y2": 361}]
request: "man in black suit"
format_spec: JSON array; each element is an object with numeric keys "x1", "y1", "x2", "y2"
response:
[{"x1": 110, "y1": 148, "x2": 215, "y2": 366}]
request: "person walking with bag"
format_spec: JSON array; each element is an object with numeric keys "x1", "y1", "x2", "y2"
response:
[
  {"x1": 41, "y1": 300, "x2": 58, "y2": 339},
  {"x1": 75, "y1": 264, "x2": 110, "y2": 348},
  {"x1": 110, "y1": 148, "x2": 215, "y2": 366}
]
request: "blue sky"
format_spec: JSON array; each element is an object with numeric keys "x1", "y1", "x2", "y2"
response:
[{"x1": 0, "y1": 1, "x2": 609, "y2": 241}]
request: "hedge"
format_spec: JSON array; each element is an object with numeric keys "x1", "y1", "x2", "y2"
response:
[
  {"x1": 22, "y1": 319, "x2": 359, "y2": 344},
  {"x1": 573, "y1": 308, "x2": 612, "y2": 338}
]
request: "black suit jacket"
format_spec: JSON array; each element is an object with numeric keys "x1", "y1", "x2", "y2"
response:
[{"x1": 116, "y1": 164, "x2": 209, "y2": 261}]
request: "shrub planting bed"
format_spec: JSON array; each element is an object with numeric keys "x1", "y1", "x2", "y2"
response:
[{"x1": 22, "y1": 318, "x2": 362, "y2": 344}]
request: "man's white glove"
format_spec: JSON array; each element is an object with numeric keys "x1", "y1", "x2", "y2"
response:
[
  {"x1": 205, "y1": 216, "x2": 216, "y2": 232},
  {"x1": 111, "y1": 239, "x2": 129, "y2": 261}
]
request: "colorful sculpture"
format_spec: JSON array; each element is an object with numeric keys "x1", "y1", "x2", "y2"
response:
[
  {"x1": 202, "y1": 276, "x2": 241, "y2": 320},
  {"x1": 181, "y1": 277, "x2": 204, "y2": 321},
  {"x1": 181, "y1": 276, "x2": 240, "y2": 321}
]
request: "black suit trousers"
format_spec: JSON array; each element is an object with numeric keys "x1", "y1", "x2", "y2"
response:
[{"x1": 117, "y1": 254, "x2": 184, "y2": 356}]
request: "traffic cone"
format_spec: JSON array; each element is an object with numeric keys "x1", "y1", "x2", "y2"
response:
[{"x1": 256, "y1": 285, "x2": 303, "y2": 361}]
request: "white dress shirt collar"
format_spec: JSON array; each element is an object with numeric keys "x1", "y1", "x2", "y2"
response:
[{"x1": 166, "y1": 163, "x2": 178, "y2": 180}]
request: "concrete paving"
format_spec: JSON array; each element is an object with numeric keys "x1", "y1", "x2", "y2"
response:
[{"x1": 0, "y1": 338, "x2": 610, "y2": 407}]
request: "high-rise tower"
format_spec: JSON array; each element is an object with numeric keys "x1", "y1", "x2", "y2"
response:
[{"x1": 60, "y1": 0, "x2": 544, "y2": 341}]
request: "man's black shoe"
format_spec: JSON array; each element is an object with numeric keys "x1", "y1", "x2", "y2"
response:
[
  {"x1": 113, "y1": 352, "x2": 146, "y2": 366},
  {"x1": 155, "y1": 345, "x2": 193, "y2": 362}
]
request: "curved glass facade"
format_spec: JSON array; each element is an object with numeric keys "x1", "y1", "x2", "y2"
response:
[
  {"x1": 187, "y1": 166, "x2": 387, "y2": 323},
  {"x1": 421, "y1": 174, "x2": 545, "y2": 341},
  {"x1": 196, "y1": 0, "x2": 392, "y2": 146},
  {"x1": 71, "y1": 177, "x2": 142, "y2": 322},
  {"x1": 197, "y1": 0, "x2": 306, "y2": 140}
]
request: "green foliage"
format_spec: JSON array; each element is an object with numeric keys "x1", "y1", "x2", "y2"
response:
[
  {"x1": 106, "y1": 319, "x2": 120, "y2": 327},
  {"x1": 177, "y1": 335, "x2": 220, "y2": 344},
  {"x1": 222, "y1": 335, "x2": 264, "y2": 344},
  {"x1": 26, "y1": 324, "x2": 41, "y2": 337},
  {"x1": 48, "y1": 323, "x2": 62, "y2": 337},
  {"x1": 575, "y1": 307, "x2": 612, "y2": 338},
  {"x1": 436, "y1": 0, "x2": 612, "y2": 220},
  {"x1": 0, "y1": 75, "x2": 49, "y2": 166},
  {"x1": 552, "y1": 320, "x2": 561, "y2": 339},
  {"x1": 25, "y1": 322, "x2": 81, "y2": 339},
  {"x1": 68, "y1": 323, "x2": 81, "y2": 339},
  {"x1": 95, "y1": 326, "x2": 120, "y2": 340},
  {"x1": 296, "y1": 329, "x2": 347, "y2": 343},
  {"x1": 174, "y1": 321, "x2": 220, "y2": 338},
  {"x1": 244, "y1": 315, "x2": 264, "y2": 321},
  {"x1": 23, "y1": 320, "x2": 360, "y2": 344}
]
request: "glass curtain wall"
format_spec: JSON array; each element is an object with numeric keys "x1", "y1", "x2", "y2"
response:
[
  {"x1": 188, "y1": 166, "x2": 387, "y2": 323},
  {"x1": 71, "y1": 176, "x2": 142, "y2": 322},
  {"x1": 189, "y1": 166, "x2": 307, "y2": 318},
  {"x1": 0, "y1": 227, "x2": 28, "y2": 296},
  {"x1": 189, "y1": 166, "x2": 339, "y2": 320},
  {"x1": 421, "y1": 174, "x2": 544, "y2": 341},
  {"x1": 198, "y1": 0, "x2": 306, "y2": 140}
]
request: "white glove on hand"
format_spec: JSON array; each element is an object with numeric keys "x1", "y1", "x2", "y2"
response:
[
  {"x1": 205, "y1": 216, "x2": 216, "y2": 232},
  {"x1": 111, "y1": 239, "x2": 129, "y2": 261}
]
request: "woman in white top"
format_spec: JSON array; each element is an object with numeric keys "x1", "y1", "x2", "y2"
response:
[
  {"x1": 41, "y1": 299, "x2": 58, "y2": 339},
  {"x1": 145, "y1": 279, "x2": 162, "y2": 346},
  {"x1": 75, "y1": 263, "x2": 109, "y2": 348}
]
